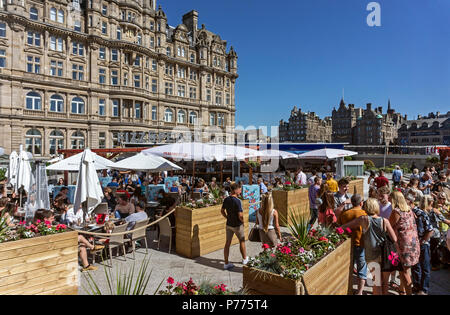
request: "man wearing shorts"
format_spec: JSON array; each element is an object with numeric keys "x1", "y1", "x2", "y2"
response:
[{"x1": 221, "y1": 183, "x2": 249, "y2": 270}]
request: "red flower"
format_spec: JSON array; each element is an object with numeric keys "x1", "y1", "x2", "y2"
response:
[
  {"x1": 36, "y1": 220, "x2": 41, "y2": 224},
  {"x1": 345, "y1": 228, "x2": 352, "y2": 234},
  {"x1": 270, "y1": 254, "x2": 276, "y2": 258},
  {"x1": 336, "y1": 227, "x2": 344, "y2": 235},
  {"x1": 310, "y1": 229, "x2": 317, "y2": 234},
  {"x1": 280, "y1": 246, "x2": 292, "y2": 254},
  {"x1": 44, "y1": 220, "x2": 51, "y2": 225},
  {"x1": 167, "y1": 277, "x2": 174, "y2": 285},
  {"x1": 319, "y1": 237, "x2": 329, "y2": 243},
  {"x1": 262, "y1": 243, "x2": 270, "y2": 250}
]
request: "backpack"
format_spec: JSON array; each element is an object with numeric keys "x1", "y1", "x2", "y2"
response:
[{"x1": 363, "y1": 216, "x2": 385, "y2": 261}]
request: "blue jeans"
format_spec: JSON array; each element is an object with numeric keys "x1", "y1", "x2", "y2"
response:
[
  {"x1": 353, "y1": 246, "x2": 367, "y2": 280},
  {"x1": 308, "y1": 208, "x2": 318, "y2": 229},
  {"x1": 412, "y1": 243, "x2": 431, "y2": 294}
]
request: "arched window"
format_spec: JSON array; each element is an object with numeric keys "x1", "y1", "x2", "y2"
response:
[
  {"x1": 50, "y1": 94, "x2": 64, "y2": 112},
  {"x1": 71, "y1": 131, "x2": 85, "y2": 149},
  {"x1": 30, "y1": 7, "x2": 38, "y2": 20},
  {"x1": 50, "y1": 8, "x2": 57, "y2": 21},
  {"x1": 57, "y1": 9, "x2": 64, "y2": 23},
  {"x1": 189, "y1": 111, "x2": 197, "y2": 125},
  {"x1": 49, "y1": 130, "x2": 64, "y2": 155},
  {"x1": 26, "y1": 91, "x2": 41, "y2": 110},
  {"x1": 25, "y1": 129, "x2": 42, "y2": 155},
  {"x1": 164, "y1": 108, "x2": 173, "y2": 122},
  {"x1": 71, "y1": 97, "x2": 84, "y2": 114},
  {"x1": 177, "y1": 110, "x2": 186, "y2": 123}
]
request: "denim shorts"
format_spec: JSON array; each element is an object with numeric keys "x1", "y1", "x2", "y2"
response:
[{"x1": 353, "y1": 246, "x2": 368, "y2": 280}]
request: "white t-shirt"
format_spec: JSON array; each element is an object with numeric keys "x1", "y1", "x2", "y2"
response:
[
  {"x1": 125, "y1": 211, "x2": 148, "y2": 230},
  {"x1": 296, "y1": 172, "x2": 307, "y2": 185},
  {"x1": 67, "y1": 207, "x2": 84, "y2": 225}
]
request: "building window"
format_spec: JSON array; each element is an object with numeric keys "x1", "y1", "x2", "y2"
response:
[
  {"x1": 50, "y1": 37, "x2": 63, "y2": 51},
  {"x1": 189, "y1": 87, "x2": 196, "y2": 99},
  {"x1": 27, "y1": 32, "x2": 41, "y2": 46},
  {"x1": 152, "y1": 106, "x2": 157, "y2": 120},
  {"x1": 134, "y1": 55, "x2": 141, "y2": 66},
  {"x1": 177, "y1": 67, "x2": 186, "y2": 78},
  {"x1": 218, "y1": 113, "x2": 225, "y2": 126},
  {"x1": 50, "y1": 8, "x2": 57, "y2": 21},
  {"x1": 102, "y1": 22, "x2": 107, "y2": 34},
  {"x1": 190, "y1": 54, "x2": 195, "y2": 63},
  {"x1": 50, "y1": 94, "x2": 64, "y2": 112},
  {"x1": 99, "y1": 68, "x2": 106, "y2": 84},
  {"x1": 99, "y1": 99, "x2": 106, "y2": 116},
  {"x1": 112, "y1": 100, "x2": 119, "y2": 117},
  {"x1": 164, "y1": 109, "x2": 173, "y2": 122},
  {"x1": 0, "y1": 50, "x2": 6, "y2": 68},
  {"x1": 111, "y1": 49, "x2": 118, "y2": 61},
  {"x1": 74, "y1": 20, "x2": 81, "y2": 32},
  {"x1": 134, "y1": 74, "x2": 140, "y2": 88},
  {"x1": 71, "y1": 97, "x2": 85, "y2": 114},
  {"x1": 226, "y1": 93, "x2": 230, "y2": 105},
  {"x1": 71, "y1": 131, "x2": 85, "y2": 149},
  {"x1": 135, "y1": 102, "x2": 141, "y2": 118},
  {"x1": 27, "y1": 56, "x2": 40, "y2": 74},
  {"x1": 25, "y1": 129, "x2": 42, "y2": 156},
  {"x1": 152, "y1": 60, "x2": 157, "y2": 71},
  {"x1": 72, "y1": 42, "x2": 84, "y2": 56},
  {"x1": 164, "y1": 82, "x2": 173, "y2": 95},
  {"x1": 99, "y1": 132, "x2": 106, "y2": 149},
  {"x1": 177, "y1": 110, "x2": 186, "y2": 123},
  {"x1": 207, "y1": 74, "x2": 211, "y2": 83},
  {"x1": 72, "y1": 64, "x2": 84, "y2": 80},
  {"x1": 189, "y1": 112, "x2": 197, "y2": 125},
  {"x1": 206, "y1": 89, "x2": 211, "y2": 102},
  {"x1": 137, "y1": 33, "x2": 142, "y2": 45},
  {"x1": 0, "y1": 23, "x2": 6, "y2": 37},
  {"x1": 215, "y1": 91, "x2": 222, "y2": 105},
  {"x1": 152, "y1": 79, "x2": 158, "y2": 93},
  {"x1": 165, "y1": 64, "x2": 173, "y2": 76},
  {"x1": 226, "y1": 79, "x2": 230, "y2": 88},
  {"x1": 189, "y1": 70, "x2": 197, "y2": 81},
  {"x1": 117, "y1": 26, "x2": 121, "y2": 40},
  {"x1": 124, "y1": 72, "x2": 128, "y2": 86},
  {"x1": 111, "y1": 70, "x2": 118, "y2": 85},
  {"x1": 150, "y1": 36, "x2": 155, "y2": 48},
  {"x1": 102, "y1": 4, "x2": 107, "y2": 15},
  {"x1": 99, "y1": 47, "x2": 106, "y2": 59},
  {"x1": 215, "y1": 76, "x2": 223, "y2": 86},
  {"x1": 210, "y1": 113, "x2": 216, "y2": 126},
  {"x1": 166, "y1": 47, "x2": 171, "y2": 57},
  {"x1": 145, "y1": 76, "x2": 149, "y2": 90},
  {"x1": 57, "y1": 10, "x2": 64, "y2": 23},
  {"x1": 150, "y1": 21, "x2": 155, "y2": 31},
  {"x1": 177, "y1": 85, "x2": 185, "y2": 97},
  {"x1": 49, "y1": 130, "x2": 64, "y2": 155},
  {"x1": 30, "y1": 7, "x2": 38, "y2": 21},
  {"x1": 26, "y1": 91, "x2": 41, "y2": 110}
]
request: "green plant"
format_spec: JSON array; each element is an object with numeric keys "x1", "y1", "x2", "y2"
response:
[
  {"x1": 344, "y1": 156, "x2": 353, "y2": 161},
  {"x1": 210, "y1": 187, "x2": 221, "y2": 199},
  {"x1": 281, "y1": 210, "x2": 322, "y2": 249},
  {"x1": 0, "y1": 210, "x2": 11, "y2": 243},
  {"x1": 364, "y1": 160, "x2": 376, "y2": 169},
  {"x1": 83, "y1": 258, "x2": 161, "y2": 295},
  {"x1": 426, "y1": 156, "x2": 440, "y2": 165},
  {"x1": 246, "y1": 160, "x2": 260, "y2": 169}
]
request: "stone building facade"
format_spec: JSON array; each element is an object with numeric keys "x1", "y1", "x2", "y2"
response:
[
  {"x1": 331, "y1": 98, "x2": 362, "y2": 144},
  {"x1": 354, "y1": 102, "x2": 406, "y2": 146},
  {"x1": 0, "y1": 0, "x2": 238, "y2": 159},
  {"x1": 279, "y1": 106, "x2": 332, "y2": 143},
  {"x1": 398, "y1": 111, "x2": 450, "y2": 146}
]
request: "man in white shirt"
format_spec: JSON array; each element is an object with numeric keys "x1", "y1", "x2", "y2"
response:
[
  {"x1": 67, "y1": 205, "x2": 84, "y2": 225},
  {"x1": 295, "y1": 168, "x2": 307, "y2": 186},
  {"x1": 125, "y1": 201, "x2": 148, "y2": 231}
]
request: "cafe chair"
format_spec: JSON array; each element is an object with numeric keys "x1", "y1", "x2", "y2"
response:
[
  {"x1": 191, "y1": 192, "x2": 202, "y2": 200},
  {"x1": 128, "y1": 219, "x2": 149, "y2": 259},
  {"x1": 106, "y1": 223, "x2": 129, "y2": 267},
  {"x1": 157, "y1": 217, "x2": 172, "y2": 254}
]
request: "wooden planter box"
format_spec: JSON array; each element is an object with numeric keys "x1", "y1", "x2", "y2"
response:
[
  {"x1": 176, "y1": 200, "x2": 249, "y2": 259},
  {"x1": 273, "y1": 179, "x2": 364, "y2": 227},
  {"x1": 243, "y1": 238, "x2": 352, "y2": 295},
  {"x1": 0, "y1": 231, "x2": 79, "y2": 295}
]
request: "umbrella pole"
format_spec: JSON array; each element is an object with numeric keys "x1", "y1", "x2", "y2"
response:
[
  {"x1": 192, "y1": 160, "x2": 195, "y2": 181},
  {"x1": 249, "y1": 166, "x2": 253, "y2": 185},
  {"x1": 220, "y1": 161, "x2": 223, "y2": 186}
]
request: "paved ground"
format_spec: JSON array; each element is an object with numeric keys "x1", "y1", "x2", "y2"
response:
[{"x1": 78, "y1": 175, "x2": 450, "y2": 295}]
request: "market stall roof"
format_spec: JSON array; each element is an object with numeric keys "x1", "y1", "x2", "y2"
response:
[
  {"x1": 113, "y1": 153, "x2": 183, "y2": 172},
  {"x1": 258, "y1": 149, "x2": 298, "y2": 160},
  {"x1": 47, "y1": 150, "x2": 116, "y2": 171},
  {"x1": 297, "y1": 148, "x2": 358, "y2": 160}
]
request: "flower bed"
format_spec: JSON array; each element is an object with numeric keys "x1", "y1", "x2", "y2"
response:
[
  {"x1": 244, "y1": 227, "x2": 352, "y2": 295},
  {"x1": 159, "y1": 277, "x2": 234, "y2": 295},
  {"x1": 176, "y1": 200, "x2": 249, "y2": 259}
]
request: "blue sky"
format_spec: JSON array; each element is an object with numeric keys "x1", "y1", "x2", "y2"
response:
[{"x1": 160, "y1": 0, "x2": 450, "y2": 135}]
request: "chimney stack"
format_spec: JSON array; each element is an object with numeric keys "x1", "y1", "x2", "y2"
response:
[{"x1": 367, "y1": 103, "x2": 372, "y2": 111}]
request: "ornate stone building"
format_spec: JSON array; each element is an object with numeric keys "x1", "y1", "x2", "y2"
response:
[
  {"x1": 398, "y1": 111, "x2": 450, "y2": 146},
  {"x1": 279, "y1": 106, "x2": 332, "y2": 143},
  {"x1": 331, "y1": 98, "x2": 362, "y2": 144},
  {"x1": 0, "y1": 0, "x2": 238, "y2": 159}
]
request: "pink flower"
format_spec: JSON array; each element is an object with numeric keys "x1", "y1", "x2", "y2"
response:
[
  {"x1": 319, "y1": 237, "x2": 329, "y2": 243},
  {"x1": 36, "y1": 220, "x2": 41, "y2": 224},
  {"x1": 167, "y1": 277, "x2": 174, "y2": 285},
  {"x1": 280, "y1": 246, "x2": 292, "y2": 255},
  {"x1": 336, "y1": 227, "x2": 344, "y2": 235},
  {"x1": 299, "y1": 248, "x2": 305, "y2": 254},
  {"x1": 345, "y1": 228, "x2": 352, "y2": 234},
  {"x1": 44, "y1": 220, "x2": 51, "y2": 225},
  {"x1": 270, "y1": 254, "x2": 276, "y2": 258},
  {"x1": 262, "y1": 243, "x2": 270, "y2": 250}
]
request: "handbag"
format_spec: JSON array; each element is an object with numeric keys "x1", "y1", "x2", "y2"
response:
[
  {"x1": 248, "y1": 226, "x2": 261, "y2": 242},
  {"x1": 380, "y1": 219, "x2": 403, "y2": 272}
]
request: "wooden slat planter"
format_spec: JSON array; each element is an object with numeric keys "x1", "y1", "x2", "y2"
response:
[
  {"x1": 243, "y1": 238, "x2": 352, "y2": 295},
  {"x1": 0, "y1": 231, "x2": 79, "y2": 295},
  {"x1": 273, "y1": 179, "x2": 365, "y2": 227},
  {"x1": 176, "y1": 200, "x2": 249, "y2": 259}
]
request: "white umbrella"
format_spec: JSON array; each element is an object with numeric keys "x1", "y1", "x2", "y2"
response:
[
  {"x1": 142, "y1": 142, "x2": 219, "y2": 161},
  {"x1": 258, "y1": 149, "x2": 298, "y2": 160},
  {"x1": 212, "y1": 144, "x2": 263, "y2": 161},
  {"x1": 15, "y1": 148, "x2": 34, "y2": 194},
  {"x1": 73, "y1": 149, "x2": 104, "y2": 216},
  {"x1": 47, "y1": 151, "x2": 116, "y2": 171},
  {"x1": 113, "y1": 153, "x2": 183, "y2": 172},
  {"x1": 7, "y1": 151, "x2": 18, "y2": 187},
  {"x1": 297, "y1": 148, "x2": 358, "y2": 160}
]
